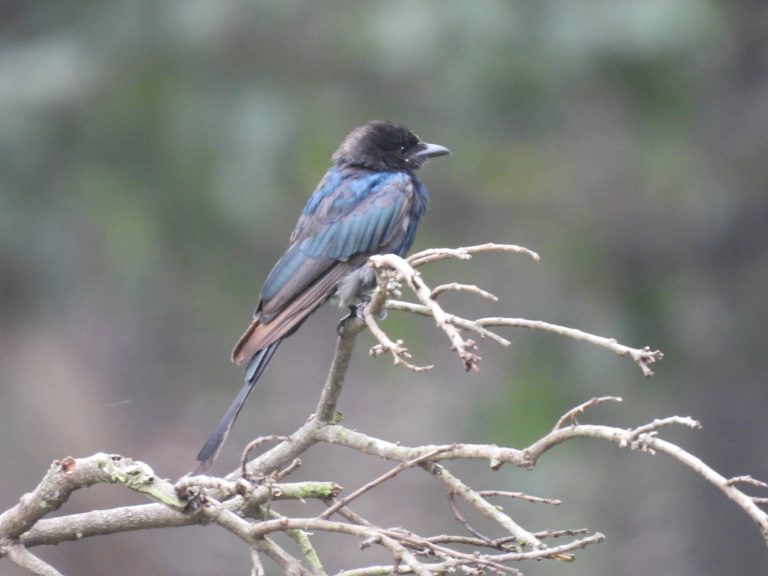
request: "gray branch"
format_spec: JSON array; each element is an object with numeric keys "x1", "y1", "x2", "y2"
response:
[{"x1": 2, "y1": 243, "x2": 765, "y2": 575}]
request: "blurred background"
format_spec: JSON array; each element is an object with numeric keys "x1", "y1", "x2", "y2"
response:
[{"x1": 1, "y1": 1, "x2": 767, "y2": 574}]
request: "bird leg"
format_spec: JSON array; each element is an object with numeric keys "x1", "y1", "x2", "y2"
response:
[
  {"x1": 337, "y1": 301, "x2": 388, "y2": 335},
  {"x1": 337, "y1": 304, "x2": 363, "y2": 335}
]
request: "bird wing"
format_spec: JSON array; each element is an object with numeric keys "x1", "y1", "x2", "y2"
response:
[{"x1": 232, "y1": 170, "x2": 413, "y2": 365}]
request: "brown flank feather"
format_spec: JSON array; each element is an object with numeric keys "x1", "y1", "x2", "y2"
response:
[{"x1": 231, "y1": 261, "x2": 356, "y2": 365}]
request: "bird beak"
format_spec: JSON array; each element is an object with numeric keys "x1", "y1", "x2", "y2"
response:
[{"x1": 414, "y1": 141, "x2": 451, "y2": 160}]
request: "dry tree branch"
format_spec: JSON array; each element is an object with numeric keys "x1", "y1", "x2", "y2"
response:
[
  {"x1": 364, "y1": 303, "x2": 434, "y2": 372},
  {"x1": 368, "y1": 253, "x2": 482, "y2": 371},
  {"x1": 318, "y1": 402, "x2": 768, "y2": 546},
  {"x1": 727, "y1": 477, "x2": 768, "y2": 506},
  {"x1": 477, "y1": 491, "x2": 562, "y2": 506},
  {"x1": 318, "y1": 447, "x2": 452, "y2": 520},
  {"x1": 365, "y1": 245, "x2": 662, "y2": 376},
  {"x1": 240, "y1": 435, "x2": 289, "y2": 478},
  {"x1": 473, "y1": 318, "x2": 664, "y2": 376},
  {"x1": 553, "y1": 396, "x2": 623, "y2": 429},
  {"x1": 386, "y1": 300, "x2": 512, "y2": 346},
  {"x1": 421, "y1": 462, "x2": 545, "y2": 552},
  {"x1": 430, "y1": 282, "x2": 499, "y2": 301},
  {"x1": 3, "y1": 545, "x2": 63, "y2": 576},
  {"x1": 3, "y1": 243, "x2": 766, "y2": 575},
  {"x1": 406, "y1": 242, "x2": 540, "y2": 267}
]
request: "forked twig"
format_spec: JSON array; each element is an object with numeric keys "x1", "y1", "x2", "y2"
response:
[{"x1": 365, "y1": 243, "x2": 663, "y2": 377}]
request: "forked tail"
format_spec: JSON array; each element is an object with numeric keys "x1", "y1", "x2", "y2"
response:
[{"x1": 195, "y1": 340, "x2": 282, "y2": 471}]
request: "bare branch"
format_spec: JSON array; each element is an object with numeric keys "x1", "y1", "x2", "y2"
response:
[
  {"x1": 251, "y1": 518, "x2": 434, "y2": 576},
  {"x1": 253, "y1": 539, "x2": 314, "y2": 576},
  {"x1": 554, "y1": 396, "x2": 623, "y2": 430},
  {"x1": 524, "y1": 420, "x2": 768, "y2": 543},
  {"x1": 485, "y1": 532, "x2": 605, "y2": 562},
  {"x1": 0, "y1": 454, "x2": 186, "y2": 544},
  {"x1": 430, "y1": 282, "x2": 498, "y2": 301},
  {"x1": 446, "y1": 491, "x2": 494, "y2": 542},
  {"x1": 2, "y1": 545, "x2": 64, "y2": 576},
  {"x1": 250, "y1": 548, "x2": 265, "y2": 576},
  {"x1": 240, "y1": 435, "x2": 289, "y2": 478},
  {"x1": 533, "y1": 528, "x2": 591, "y2": 539},
  {"x1": 19, "y1": 481, "x2": 339, "y2": 548},
  {"x1": 369, "y1": 253, "x2": 482, "y2": 371},
  {"x1": 475, "y1": 317, "x2": 663, "y2": 376},
  {"x1": 407, "y1": 243, "x2": 541, "y2": 267},
  {"x1": 4, "y1": 243, "x2": 766, "y2": 574},
  {"x1": 728, "y1": 475, "x2": 768, "y2": 489},
  {"x1": 364, "y1": 304, "x2": 433, "y2": 372},
  {"x1": 319, "y1": 447, "x2": 451, "y2": 520},
  {"x1": 282, "y1": 523, "x2": 326, "y2": 576},
  {"x1": 478, "y1": 491, "x2": 562, "y2": 506},
  {"x1": 313, "y1": 316, "x2": 365, "y2": 423},
  {"x1": 422, "y1": 462, "x2": 544, "y2": 551},
  {"x1": 386, "y1": 300, "x2": 512, "y2": 347},
  {"x1": 368, "y1": 246, "x2": 662, "y2": 377}
]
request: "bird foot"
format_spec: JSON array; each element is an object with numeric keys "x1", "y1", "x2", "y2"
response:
[
  {"x1": 336, "y1": 302, "x2": 388, "y2": 335},
  {"x1": 336, "y1": 304, "x2": 362, "y2": 335}
]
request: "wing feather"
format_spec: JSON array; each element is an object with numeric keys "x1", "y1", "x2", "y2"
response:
[
  {"x1": 232, "y1": 260, "x2": 357, "y2": 364},
  {"x1": 233, "y1": 169, "x2": 415, "y2": 365}
]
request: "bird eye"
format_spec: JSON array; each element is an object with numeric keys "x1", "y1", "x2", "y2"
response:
[{"x1": 399, "y1": 145, "x2": 407, "y2": 154}]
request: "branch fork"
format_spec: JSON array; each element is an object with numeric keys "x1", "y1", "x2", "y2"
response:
[
  {"x1": 3, "y1": 243, "x2": 766, "y2": 575},
  {"x1": 366, "y1": 244, "x2": 663, "y2": 378}
]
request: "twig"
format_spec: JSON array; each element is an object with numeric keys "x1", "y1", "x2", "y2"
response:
[
  {"x1": 241, "y1": 436, "x2": 289, "y2": 478},
  {"x1": 276, "y1": 458, "x2": 302, "y2": 480},
  {"x1": 533, "y1": 528, "x2": 591, "y2": 539},
  {"x1": 623, "y1": 416, "x2": 702, "y2": 448},
  {"x1": 251, "y1": 518, "x2": 433, "y2": 576},
  {"x1": 2, "y1": 544, "x2": 64, "y2": 576},
  {"x1": 422, "y1": 462, "x2": 543, "y2": 550},
  {"x1": 369, "y1": 254, "x2": 482, "y2": 371},
  {"x1": 524, "y1": 421, "x2": 768, "y2": 543},
  {"x1": 253, "y1": 538, "x2": 313, "y2": 576},
  {"x1": 446, "y1": 491, "x2": 494, "y2": 543},
  {"x1": 475, "y1": 317, "x2": 663, "y2": 376},
  {"x1": 728, "y1": 477, "x2": 768, "y2": 506},
  {"x1": 554, "y1": 396, "x2": 623, "y2": 430},
  {"x1": 370, "y1": 245, "x2": 662, "y2": 376},
  {"x1": 271, "y1": 510, "x2": 326, "y2": 576},
  {"x1": 364, "y1": 305, "x2": 433, "y2": 372},
  {"x1": 319, "y1": 447, "x2": 451, "y2": 520},
  {"x1": 477, "y1": 491, "x2": 562, "y2": 506},
  {"x1": 386, "y1": 300, "x2": 512, "y2": 347},
  {"x1": 487, "y1": 532, "x2": 605, "y2": 561},
  {"x1": 728, "y1": 475, "x2": 768, "y2": 489},
  {"x1": 250, "y1": 548, "x2": 265, "y2": 576},
  {"x1": 430, "y1": 282, "x2": 498, "y2": 301},
  {"x1": 407, "y1": 243, "x2": 540, "y2": 267}
]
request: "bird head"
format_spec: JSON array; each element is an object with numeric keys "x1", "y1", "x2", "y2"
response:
[{"x1": 332, "y1": 120, "x2": 450, "y2": 171}]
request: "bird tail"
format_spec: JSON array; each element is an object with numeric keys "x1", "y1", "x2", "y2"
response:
[{"x1": 194, "y1": 340, "x2": 282, "y2": 472}]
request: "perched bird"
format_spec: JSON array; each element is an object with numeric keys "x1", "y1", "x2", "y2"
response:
[{"x1": 196, "y1": 120, "x2": 450, "y2": 470}]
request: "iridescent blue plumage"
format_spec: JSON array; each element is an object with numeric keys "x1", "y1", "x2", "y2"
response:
[
  {"x1": 260, "y1": 168, "x2": 426, "y2": 307},
  {"x1": 196, "y1": 120, "x2": 449, "y2": 470}
]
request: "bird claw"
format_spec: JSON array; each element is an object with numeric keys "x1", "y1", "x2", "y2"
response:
[
  {"x1": 336, "y1": 305, "x2": 361, "y2": 335},
  {"x1": 336, "y1": 302, "x2": 389, "y2": 335},
  {"x1": 337, "y1": 302, "x2": 386, "y2": 334}
]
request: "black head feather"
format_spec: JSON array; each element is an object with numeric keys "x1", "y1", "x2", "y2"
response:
[{"x1": 332, "y1": 120, "x2": 450, "y2": 171}]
